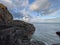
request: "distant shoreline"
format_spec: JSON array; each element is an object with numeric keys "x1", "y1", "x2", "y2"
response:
[{"x1": 30, "y1": 22, "x2": 60, "y2": 24}]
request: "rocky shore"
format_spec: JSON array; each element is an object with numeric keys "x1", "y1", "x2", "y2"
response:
[{"x1": 0, "y1": 3, "x2": 45, "y2": 45}]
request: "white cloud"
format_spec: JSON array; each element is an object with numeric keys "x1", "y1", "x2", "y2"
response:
[
  {"x1": 40, "y1": 8, "x2": 60, "y2": 15},
  {"x1": 29, "y1": 0, "x2": 60, "y2": 15},
  {"x1": 29, "y1": 0, "x2": 49, "y2": 11},
  {"x1": 0, "y1": 0, "x2": 28, "y2": 9},
  {"x1": 0, "y1": 0, "x2": 29, "y2": 19},
  {"x1": 30, "y1": 10, "x2": 60, "y2": 23},
  {"x1": 20, "y1": 9, "x2": 28, "y2": 17},
  {"x1": 0, "y1": 0, "x2": 60, "y2": 23},
  {"x1": 3, "y1": 0, "x2": 12, "y2": 3}
]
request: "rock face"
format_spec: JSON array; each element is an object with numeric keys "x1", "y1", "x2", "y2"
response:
[
  {"x1": 56, "y1": 31, "x2": 60, "y2": 37},
  {"x1": 0, "y1": 3, "x2": 45, "y2": 45},
  {"x1": 0, "y1": 3, "x2": 13, "y2": 25}
]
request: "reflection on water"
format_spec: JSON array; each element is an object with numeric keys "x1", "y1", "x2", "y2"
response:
[{"x1": 32, "y1": 23, "x2": 60, "y2": 45}]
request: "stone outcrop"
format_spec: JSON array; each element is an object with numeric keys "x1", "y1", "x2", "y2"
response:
[
  {"x1": 0, "y1": 3, "x2": 45, "y2": 45},
  {"x1": 0, "y1": 3, "x2": 13, "y2": 25},
  {"x1": 56, "y1": 31, "x2": 60, "y2": 37}
]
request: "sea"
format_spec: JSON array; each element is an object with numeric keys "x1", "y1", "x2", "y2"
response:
[{"x1": 31, "y1": 23, "x2": 60, "y2": 45}]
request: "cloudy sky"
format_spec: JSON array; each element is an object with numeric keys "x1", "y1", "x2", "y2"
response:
[{"x1": 0, "y1": 0, "x2": 60, "y2": 22}]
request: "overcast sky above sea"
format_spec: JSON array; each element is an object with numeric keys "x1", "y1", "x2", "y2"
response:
[{"x1": 0, "y1": 0, "x2": 60, "y2": 22}]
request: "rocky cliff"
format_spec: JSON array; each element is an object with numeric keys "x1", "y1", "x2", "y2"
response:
[{"x1": 0, "y1": 3, "x2": 45, "y2": 45}]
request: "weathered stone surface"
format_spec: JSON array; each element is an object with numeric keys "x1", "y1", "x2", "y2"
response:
[
  {"x1": 13, "y1": 20, "x2": 35, "y2": 39},
  {"x1": 0, "y1": 21, "x2": 35, "y2": 45},
  {"x1": 0, "y1": 3, "x2": 13, "y2": 25},
  {"x1": 0, "y1": 3, "x2": 45, "y2": 45}
]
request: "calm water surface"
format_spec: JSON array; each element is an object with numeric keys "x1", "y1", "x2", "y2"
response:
[{"x1": 32, "y1": 23, "x2": 60, "y2": 45}]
